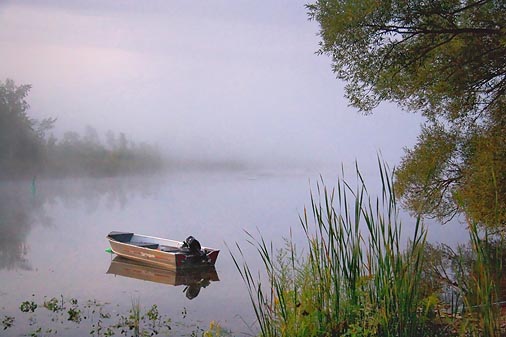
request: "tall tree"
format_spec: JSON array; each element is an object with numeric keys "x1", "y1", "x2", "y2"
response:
[
  {"x1": 307, "y1": 0, "x2": 506, "y2": 226},
  {"x1": 0, "y1": 79, "x2": 32, "y2": 163},
  {"x1": 0, "y1": 79, "x2": 55, "y2": 176}
]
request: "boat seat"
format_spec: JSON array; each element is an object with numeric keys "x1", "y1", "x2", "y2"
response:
[
  {"x1": 160, "y1": 247, "x2": 182, "y2": 253},
  {"x1": 132, "y1": 242, "x2": 159, "y2": 249}
]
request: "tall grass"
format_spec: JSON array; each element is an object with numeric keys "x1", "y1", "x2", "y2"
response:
[
  {"x1": 230, "y1": 162, "x2": 505, "y2": 337},
  {"x1": 461, "y1": 223, "x2": 501, "y2": 337},
  {"x1": 231, "y1": 162, "x2": 430, "y2": 337}
]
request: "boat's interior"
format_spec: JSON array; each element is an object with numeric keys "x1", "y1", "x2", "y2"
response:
[
  {"x1": 107, "y1": 231, "x2": 201, "y2": 253},
  {"x1": 132, "y1": 243, "x2": 182, "y2": 252},
  {"x1": 108, "y1": 231, "x2": 135, "y2": 243}
]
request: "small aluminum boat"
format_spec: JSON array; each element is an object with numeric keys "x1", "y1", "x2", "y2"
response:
[{"x1": 106, "y1": 231, "x2": 219, "y2": 269}]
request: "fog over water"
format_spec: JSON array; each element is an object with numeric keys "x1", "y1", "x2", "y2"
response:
[{"x1": 0, "y1": 0, "x2": 421, "y2": 169}]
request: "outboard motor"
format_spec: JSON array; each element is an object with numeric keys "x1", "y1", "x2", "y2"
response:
[
  {"x1": 182, "y1": 236, "x2": 209, "y2": 263},
  {"x1": 184, "y1": 284, "x2": 201, "y2": 300}
]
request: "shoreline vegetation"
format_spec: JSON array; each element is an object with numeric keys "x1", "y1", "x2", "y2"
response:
[
  {"x1": 231, "y1": 163, "x2": 506, "y2": 337},
  {"x1": 0, "y1": 79, "x2": 165, "y2": 180}
]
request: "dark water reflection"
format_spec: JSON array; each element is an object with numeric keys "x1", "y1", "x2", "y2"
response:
[
  {"x1": 107, "y1": 256, "x2": 219, "y2": 300},
  {"x1": 0, "y1": 169, "x2": 470, "y2": 336},
  {"x1": 0, "y1": 182, "x2": 35, "y2": 271}
]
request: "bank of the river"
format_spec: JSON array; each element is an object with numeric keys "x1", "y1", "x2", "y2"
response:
[{"x1": 231, "y1": 165, "x2": 506, "y2": 337}]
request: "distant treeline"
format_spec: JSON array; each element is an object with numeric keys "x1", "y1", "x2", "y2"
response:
[{"x1": 0, "y1": 79, "x2": 164, "y2": 179}]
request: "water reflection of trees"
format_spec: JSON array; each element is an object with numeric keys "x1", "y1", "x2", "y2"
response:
[
  {"x1": 0, "y1": 176, "x2": 161, "y2": 270},
  {"x1": 0, "y1": 182, "x2": 38, "y2": 270}
]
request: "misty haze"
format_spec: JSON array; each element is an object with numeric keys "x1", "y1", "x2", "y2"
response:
[{"x1": 0, "y1": 1, "x2": 476, "y2": 336}]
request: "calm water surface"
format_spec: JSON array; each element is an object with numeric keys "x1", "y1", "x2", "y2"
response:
[{"x1": 0, "y1": 169, "x2": 468, "y2": 336}]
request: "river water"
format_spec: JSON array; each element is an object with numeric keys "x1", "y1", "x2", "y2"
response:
[{"x1": 0, "y1": 168, "x2": 468, "y2": 336}]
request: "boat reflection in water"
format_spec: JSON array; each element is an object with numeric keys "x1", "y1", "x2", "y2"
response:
[{"x1": 106, "y1": 256, "x2": 220, "y2": 299}]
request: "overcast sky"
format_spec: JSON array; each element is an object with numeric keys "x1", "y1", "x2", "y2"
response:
[{"x1": 0, "y1": 0, "x2": 423, "y2": 169}]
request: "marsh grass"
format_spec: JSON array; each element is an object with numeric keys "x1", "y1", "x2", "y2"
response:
[
  {"x1": 460, "y1": 224, "x2": 503, "y2": 337},
  {"x1": 231, "y1": 163, "x2": 503, "y2": 337}
]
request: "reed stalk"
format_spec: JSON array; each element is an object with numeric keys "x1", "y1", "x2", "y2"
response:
[
  {"x1": 230, "y1": 162, "x2": 433, "y2": 337},
  {"x1": 461, "y1": 223, "x2": 501, "y2": 337}
]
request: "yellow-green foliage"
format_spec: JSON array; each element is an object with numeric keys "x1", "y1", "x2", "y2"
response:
[
  {"x1": 308, "y1": 0, "x2": 506, "y2": 229},
  {"x1": 458, "y1": 128, "x2": 506, "y2": 228}
]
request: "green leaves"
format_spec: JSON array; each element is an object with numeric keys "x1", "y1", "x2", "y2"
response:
[
  {"x1": 19, "y1": 301, "x2": 38, "y2": 313},
  {"x1": 308, "y1": 0, "x2": 506, "y2": 227},
  {"x1": 395, "y1": 123, "x2": 460, "y2": 221},
  {"x1": 309, "y1": 0, "x2": 506, "y2": 118}
]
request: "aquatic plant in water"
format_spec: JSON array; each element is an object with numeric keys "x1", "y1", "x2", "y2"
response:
[{"x1": 4, "y1": 295, "x2": 231, "y2": 336}]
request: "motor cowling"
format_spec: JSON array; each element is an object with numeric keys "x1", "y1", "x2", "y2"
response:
[
  {"x1": 184, "y1": 236, "x2": 202, "y2": 254},
  {"x1": 182, "y1": 236, "x2": 210, "y2": 263}
]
